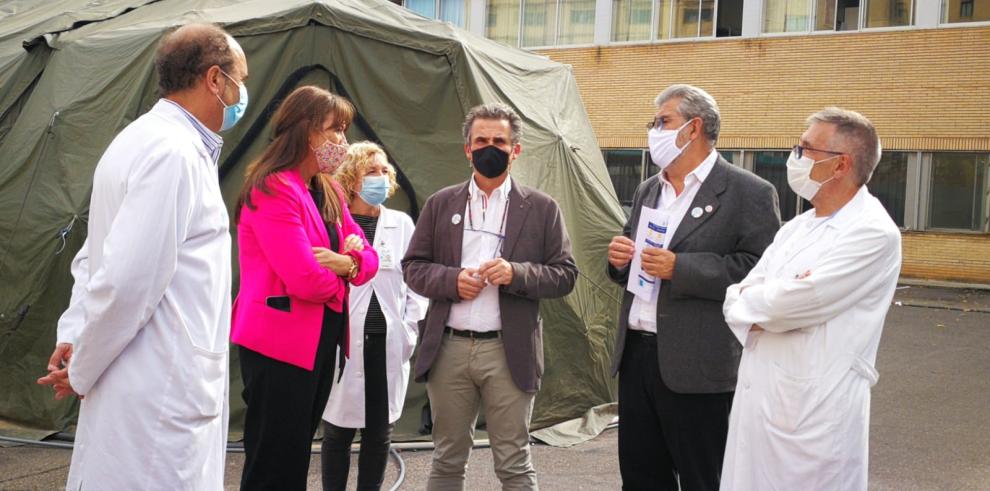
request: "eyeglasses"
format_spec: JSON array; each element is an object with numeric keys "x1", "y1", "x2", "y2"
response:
[
  {"x1": 646, "y1": 117, "x2": 663, "y2": 130},
  {"x1": 792, "y1": 144, "x2": 844, "y2": 160}
]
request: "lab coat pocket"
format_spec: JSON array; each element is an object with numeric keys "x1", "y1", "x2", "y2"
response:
[
  {"x1": 400, "y1": 322, "x2": 417, "y2": 362},
  {"x1": 764, "y1": 362, "x2": 821, "y2": 433},
  {"x1": 170, "y1": 336, "x2": 228, "y2": 428},
  {"x1": 186, "y1": 346, "x2": 226, "y2": 419}
]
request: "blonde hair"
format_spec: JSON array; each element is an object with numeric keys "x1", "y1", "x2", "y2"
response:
[{"x1": 334, "y1": 141, "x2": 398, "y2": 203}]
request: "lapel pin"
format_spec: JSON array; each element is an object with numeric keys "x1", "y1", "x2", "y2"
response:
[
  {"x1": 691, "y1": 207, "x2": 703, "y2": 218},
  {"x1": 705, "y1": 205, "x2": 713, "y2": 213},
  {"x1": 452, "y1": 213, "x2": 462, "y2": 225}
]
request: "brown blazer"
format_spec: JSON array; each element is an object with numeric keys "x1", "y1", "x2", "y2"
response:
[{"x1": 402, "y1": 178, "x2": 578, "y2": 393}]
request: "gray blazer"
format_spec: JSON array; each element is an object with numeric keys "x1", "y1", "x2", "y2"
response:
[
  {"x1": 402, "y1": 178, "x2": 578, "y2": 393},
  {"x1": 607, "y1": 157, "x2": 780, "y2": 393}
]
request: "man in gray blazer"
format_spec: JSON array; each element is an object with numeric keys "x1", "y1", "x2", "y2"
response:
[
  {"x1": 403, "y1": 102, "x2": 578, "y2": 491},
  {"x1": 606, "y1": 85, "x2": 780, "y2": 491}
]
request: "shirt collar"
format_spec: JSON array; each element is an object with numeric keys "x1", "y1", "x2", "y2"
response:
[
  {"x1": 469, "y1": 174, "x2": 512, "y2": 201},
  {"x1": 793, "y1": 186, "x2": 870, "y2": 229},
  {"x1": 824, "y1": 186, "x2": 870, "y2": 229},
  {"x1": 660, "y1": 149, "x2": 718, "y2": 186},
  {"x1": 161, "y1": 98, "x2": 223, "y2": 165}
]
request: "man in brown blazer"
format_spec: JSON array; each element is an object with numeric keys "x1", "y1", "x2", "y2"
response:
[{"x1": 402, "y1": 103, "x2": 578, "y2": 491}]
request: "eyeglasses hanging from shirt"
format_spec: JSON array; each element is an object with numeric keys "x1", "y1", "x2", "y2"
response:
[{"x1": 465, "y1": 190, "x2": 509, "y2": 260}]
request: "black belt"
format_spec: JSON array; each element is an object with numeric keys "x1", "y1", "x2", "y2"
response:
[
  {"x1": 627, "y1": 329, "x2": 656, "y2": 338},
  {"x1": 445, "y1": 327, "x2": 501, "y2": 339}
]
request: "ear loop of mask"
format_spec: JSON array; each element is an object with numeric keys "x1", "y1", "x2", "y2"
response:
[{"x1": 817, "y1": 154, "x2": 843, "y2": 187}]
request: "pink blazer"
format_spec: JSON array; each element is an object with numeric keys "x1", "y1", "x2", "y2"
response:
[{"x1": 231, "y1": 169, "x2": 378, "y2": 370}]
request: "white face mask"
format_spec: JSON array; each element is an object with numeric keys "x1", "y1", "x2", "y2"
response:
[
  {"x1": 786, "y1": 150, "x2": 839, "y2": 201},
  {"x1": 648, "y1": 120, "x2": 692, "y2": 170}
]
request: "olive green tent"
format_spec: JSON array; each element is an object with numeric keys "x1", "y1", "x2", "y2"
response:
[{"x1": 0, "y1": 0, "x2": 625, "y2": 444}]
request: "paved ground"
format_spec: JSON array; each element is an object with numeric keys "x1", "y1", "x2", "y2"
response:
[{"x1": 1, "y1": 285, "x2": 988, "y2": 490}]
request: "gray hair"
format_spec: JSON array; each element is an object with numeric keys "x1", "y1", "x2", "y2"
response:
[
  {"x1": 462, "y1": 103, "x2": 523, "y2": 145},
  {"x1": 654, "y1": 84, "x2": 721, "y2": 143},
  {"x1": 807, "y1": 107, "x2": 880, "y2": 186}
]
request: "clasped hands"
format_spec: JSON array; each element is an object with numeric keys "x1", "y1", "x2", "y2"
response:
[
  {"x1": 37, "y1": 342, "x2": 79, "y2": 400},
  {"x1": 457, "y1": 258, "x2": 513, "y2": 300},
  {"x1": 312, "y1": 233, "x2": 364, "y2": 276},
  {"x1": 607, "y1": 235, "x2": 675, "y2": 279}
]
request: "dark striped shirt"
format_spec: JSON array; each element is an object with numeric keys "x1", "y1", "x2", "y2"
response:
[{"x1": 353, "y1": 214, "x2": 387, "y2": 335}]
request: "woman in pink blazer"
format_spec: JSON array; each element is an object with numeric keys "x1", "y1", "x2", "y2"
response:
[{"x1": 231, "y1": 86, "x2": 378, "y2": 490}]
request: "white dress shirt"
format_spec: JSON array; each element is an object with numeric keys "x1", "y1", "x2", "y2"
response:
[
  {"x1": 447, "y1": 175, "x2": 512, "y2": 332},
  {"x1": 628, "y1": 149, "x2": 718, "y2": 333}
]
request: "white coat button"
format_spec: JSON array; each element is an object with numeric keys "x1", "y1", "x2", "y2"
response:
[{"x1": 356, "y1": 371, "x2": 363, "y2": 377}]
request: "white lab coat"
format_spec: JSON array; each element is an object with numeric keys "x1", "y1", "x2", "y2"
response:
[
  {"x1": 720, "y1": 187, "x2": 901, "y2": 491},
  {"x1": 322, "y1": 205, "x2": 427, "y2": 428},
  {"x1": 56, "y1": 100, "x2": 231, "y2": 490}
]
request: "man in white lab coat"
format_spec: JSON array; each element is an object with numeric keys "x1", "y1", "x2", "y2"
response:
[
  {"x1": 720, "y1": 107, "x2": 902, "y2": 490},
  {"x1": 36, "y1": 24, "x2": 249, "y2": 490}
]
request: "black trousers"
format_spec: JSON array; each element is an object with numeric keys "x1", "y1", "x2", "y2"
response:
[
  {"x1": 321, "y1": 332, "x2": 393, "y2": 491},
  {"x1": 239, "y1": 307, "x2": 343, "y2": 491},
  {"x1": 618, "y1": 330, "x2": 734, "y2": 491}
]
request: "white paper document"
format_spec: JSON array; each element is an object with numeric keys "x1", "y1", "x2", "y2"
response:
[{"x1": 627, "y1": 206, "x2": 669, "y2": 301}]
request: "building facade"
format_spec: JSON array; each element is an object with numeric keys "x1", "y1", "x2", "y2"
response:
[{"x1": 394, "y1": 0, "x2": 990, "y2": 284}]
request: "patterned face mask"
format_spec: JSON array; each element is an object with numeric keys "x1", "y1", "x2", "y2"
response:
[{"x1": 313, "y1": 135, "x2": 349, "y2": 174}]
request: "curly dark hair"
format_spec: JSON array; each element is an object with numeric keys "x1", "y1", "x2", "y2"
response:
[{"x1": 154, "y1": 24, "x2": 236, "y2": 96}]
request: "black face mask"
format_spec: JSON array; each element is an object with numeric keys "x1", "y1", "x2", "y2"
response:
[{"x1": 471, "y1": 145, "x2": 510, "y2": 178}]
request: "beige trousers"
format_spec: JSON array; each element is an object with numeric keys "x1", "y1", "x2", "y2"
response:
[{"x1": 426, "y1": 334, "x2": 538, "y2": 491}]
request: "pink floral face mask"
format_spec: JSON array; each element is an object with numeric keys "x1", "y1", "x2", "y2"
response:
[{"x1": 313, "y1": 135, "x2": 349, "y2": 174}]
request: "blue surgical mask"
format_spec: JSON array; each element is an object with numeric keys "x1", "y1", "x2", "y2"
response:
[
  {"x1": 217, "y1": 70, "x2": 248, "y2": 131},
  {"x1": 359, "y1": 175, "x2": 390, "y2": 206}
]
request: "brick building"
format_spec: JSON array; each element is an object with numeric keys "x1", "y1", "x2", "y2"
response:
[{"x1": 395, "y1": 0, "x2": 990, "y2": 284}]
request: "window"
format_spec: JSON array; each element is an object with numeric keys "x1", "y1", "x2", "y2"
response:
[
  {"x1": 603, "y1": 149, "x2": 647, "y2": 213},
  {"x1": 868, "y1": 151, "x2": 908, "y2": 226},
  {"x1": 611, "y1": 0, "x2": 741, "y2": 42},
  {"x1": 720, "y1": 150, "x2": 742, "y2": 164},
  {"x1": 522, "y1": 0, "x2": 558, "y2": 46},
  {"x1": 927, "y1": 152, "x2": 989, "y2": 231},
  {"x1": 490, "y1": 0, "x2": 596, "y2": 47},
  {"x1": 942, "y1": 0, "x2": 990, "y2": 23},
  {"x1": 440, "y1": 0, "x2": 469, "y2": 25},
  {"x1": 864, "y1": 0, "x2": 913, "y2": 27},
  {"x1": 488, "y1": 0, "x2": 522, "y2": 46},
  {"x1": 753, "y1": 150, "x2": 809, "y2": 221},
  {"x1": 673, "y1": 0, "x2": 716, "y2": 38},
  {"x1": 558, "y1": 0, "x2": 598, "y2": 45},
  {"x1": 405, "y1": 0, "x2": 470, "y2": 27},
  {"x1": 816, "y1": 0, "x2": 859, "y2": 31},
  {"x1": 612, "y1": 0, "x2": 653, "y2": 41},
  {"x1": 408, "y1": 0, "x2": 437, "y2": 17},
  {"x1": 716, "y1": 0, "x2": 745, "y2": 35},
  {"x1": 764, "y1": 0, "x2": 812, "y2": 32},
  {"x1": 766, "y1": 0, "x2": 914, "y2": 32}
]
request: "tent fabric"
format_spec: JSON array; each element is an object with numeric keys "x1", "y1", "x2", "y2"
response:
[{"x1": 0, "y1": 0, "x2": 626, "y2": 443}]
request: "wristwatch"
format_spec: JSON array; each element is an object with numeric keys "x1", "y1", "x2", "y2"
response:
[{"x1": 346, "y1": 256, "x2": 359, "y2": 280}]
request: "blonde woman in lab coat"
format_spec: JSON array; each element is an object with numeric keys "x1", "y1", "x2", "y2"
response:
[{"x1": 322, "y1": 142, "x2": 427, "y2": 490}]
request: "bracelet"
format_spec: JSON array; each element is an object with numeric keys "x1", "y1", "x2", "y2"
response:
[{"x1": 346, "y1": 256, "x2": 359, "y2": 280}]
